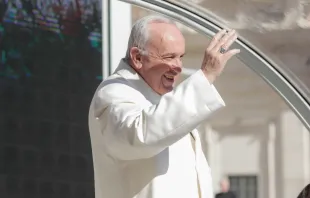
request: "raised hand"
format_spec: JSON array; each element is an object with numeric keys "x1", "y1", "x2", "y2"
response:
[{"x1": 201, "y1": 29, "x2": 240, "y2": 84}]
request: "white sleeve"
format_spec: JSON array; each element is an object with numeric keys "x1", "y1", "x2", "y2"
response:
[{"x1": 92, "y1": 70, "x2": 225, "y2": 160}]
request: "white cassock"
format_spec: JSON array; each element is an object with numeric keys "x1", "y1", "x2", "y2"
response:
[{"x1": 88, "y1": 59, "x2": 225, "y2": 198}]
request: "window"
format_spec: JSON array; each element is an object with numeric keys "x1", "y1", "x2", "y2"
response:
[{"x1": 229, "y1": 175, "x2": 258, "y2": 198}]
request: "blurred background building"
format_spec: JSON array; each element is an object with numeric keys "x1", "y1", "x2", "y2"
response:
[{"x1": 0, "y1": 0, "x2": 309, "y2": 198}]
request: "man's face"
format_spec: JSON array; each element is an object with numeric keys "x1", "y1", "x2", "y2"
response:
[
  {"x1": 220, "y1": 180, "x2": 230, "y2": 192},
  {"x1": 131, "y1": 22, "x2": 185, "y2": 95}
]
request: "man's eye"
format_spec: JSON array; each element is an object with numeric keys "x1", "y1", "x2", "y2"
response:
[{"x1": 163, "y1": 56, "x2": 174, "y2": 60}]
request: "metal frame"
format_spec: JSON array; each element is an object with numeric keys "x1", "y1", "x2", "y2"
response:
[
  {"x1": 116, "y1": 0, "x2": 310, "y2": 131},
  {"x1": 102, "y1": 0, "x2": 111, "y2": 79}
]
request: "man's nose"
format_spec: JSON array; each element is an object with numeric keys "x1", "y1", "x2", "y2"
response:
[
  {"x1": 171, "y1": 59, "x2": 182, "y2": 73},
  {"x1": 172, "y1": 65, "x2": 182, "y2": 73}
]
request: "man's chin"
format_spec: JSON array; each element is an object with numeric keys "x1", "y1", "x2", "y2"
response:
[
  {"x1": 155, "y1": 87, "x2": 173, "y2": 95},
  {"x1": 157, "y1": 82, "x2": 175, "y2": 95},
  {"x1": 163, "y1": 86, "x2": 174, "y2": 94}
]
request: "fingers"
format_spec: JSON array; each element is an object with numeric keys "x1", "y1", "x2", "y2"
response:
[
  {"x1": 222, "y1": 33, "x2": 238, "y2": 55},
  {"x1": 207, "y1": 29, "x2": 227, "y2": 51},
  {"x1": 212, "y1": 29, "x2": 237, "y2": 53},
  {"x1": 223, "y1": 49, "x2": 240, "y2": 60},
  {"x1": 201, "y1": 29, "x2": 240, "y2": 82}
]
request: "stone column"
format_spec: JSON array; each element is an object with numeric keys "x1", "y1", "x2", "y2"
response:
[
  {"x1": 267, "y1": 122, "x2": 276, "y2": 198},
  {"x1": 199, "y1": 123, "x2": 221, "y2": 193},
  {"x1": 275, "y1": 110, "x2": 310, "y2": 198},
  {"x1": 302, "y1": 126, "x2": 310, "y2": 184},
  {"x1": 259, "y1": 123, "x2": 276, "y2": 198}
]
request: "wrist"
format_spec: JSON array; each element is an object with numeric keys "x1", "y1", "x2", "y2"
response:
[{"x1": 201, "y1": 69, "x2": 216, "y2": 84}]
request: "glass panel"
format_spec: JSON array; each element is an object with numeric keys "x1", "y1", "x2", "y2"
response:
[
  {"x1": 132, "y1": 5, "x2": 310, "y2": 198},
  {"x1": 167, "y1": 0, "x2": 310, "y2": 101},
  {"x1": 0, "y1": 0, "x2": 102, "y2": 197}
]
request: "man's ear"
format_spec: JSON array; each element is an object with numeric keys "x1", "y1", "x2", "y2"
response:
[{"x1": 130, "y1": 47, "x2": 143, "y2": 70}]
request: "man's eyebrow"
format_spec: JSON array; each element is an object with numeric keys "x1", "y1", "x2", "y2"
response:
[
  {"x1": 161, "y1": 52, "x2": 186, "y2": 57},
  {"x1": 161, "y1": 53, "x2": 175, "y2": 56}
]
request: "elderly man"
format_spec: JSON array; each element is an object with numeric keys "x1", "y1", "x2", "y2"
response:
[{"x1": 88, "y1": 15, "x2": 239, "y2": 198}]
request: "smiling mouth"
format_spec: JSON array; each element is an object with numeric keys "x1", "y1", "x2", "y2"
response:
[{"x1": 164, "y1": 74, "x2": 174, "y2": 81}]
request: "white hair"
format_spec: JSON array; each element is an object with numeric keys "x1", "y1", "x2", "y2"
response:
[{"x1": 125, "y1": 15, "x2": 176, "y2": 59}]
